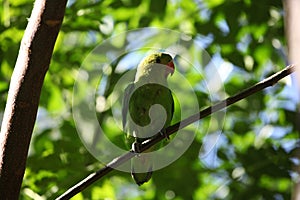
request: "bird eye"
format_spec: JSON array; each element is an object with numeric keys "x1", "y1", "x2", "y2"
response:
[{"x1": 156, "y1": 58, "x2": 161, "y2": 63}]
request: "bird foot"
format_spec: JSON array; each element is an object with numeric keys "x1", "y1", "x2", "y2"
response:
[
  {"x1": 160, "y1": 129, "x2": 170, "y2": 140},
  {"x1": 132, "y1": 142, "x2": 142, "y2": 153}
]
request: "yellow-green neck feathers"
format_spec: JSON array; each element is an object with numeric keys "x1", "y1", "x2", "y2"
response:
[{"x1": 134, "y1": 53, "x2": 173, "y2": 83}]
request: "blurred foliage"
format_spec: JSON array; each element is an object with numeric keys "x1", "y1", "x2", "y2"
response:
[{"x1": 0, "y1": 0, "x2": 298, "y2": 199}]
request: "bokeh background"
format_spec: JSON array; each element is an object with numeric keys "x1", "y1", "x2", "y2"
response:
[{"x1": 0, "y1": 0, "x2": 298, "y2": 199}]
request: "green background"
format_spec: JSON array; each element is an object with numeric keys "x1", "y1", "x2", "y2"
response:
[{"x1": 0, "y1": 0, "x2": 297, "y2": 199}]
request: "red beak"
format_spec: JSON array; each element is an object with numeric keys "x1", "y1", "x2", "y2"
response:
[{"x1": 166, "y1": 61, "x2": 175, "y2": 76}]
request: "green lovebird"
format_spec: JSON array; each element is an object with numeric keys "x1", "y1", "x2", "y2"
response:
[{"x1": 122, "y1": 53, "x2": 175, "y2": 185}]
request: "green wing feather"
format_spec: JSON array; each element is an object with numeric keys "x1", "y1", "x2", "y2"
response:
[{"x1": 122, "y1": 83, "x2": 134, "y2": 131}]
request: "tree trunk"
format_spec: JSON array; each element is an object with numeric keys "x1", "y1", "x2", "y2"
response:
[
  {"x1": 284, "y1": 0, "x2": 300, "y2": 199},
  {"x1": 0, "y1": 0, "x2": 67, "y2": 199}
]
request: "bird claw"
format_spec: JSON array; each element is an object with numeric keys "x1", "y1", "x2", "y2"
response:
[
  {"x1": 132, "y1": 142, "x2": 141, "y2": 153},
  {"x1": 160, "y1": 129, "x2": 170, "y2": 140}
]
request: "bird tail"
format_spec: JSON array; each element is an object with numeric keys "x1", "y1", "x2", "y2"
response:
[{"x1": 131, "y1": 153, "x2": 153, "y2": 186}]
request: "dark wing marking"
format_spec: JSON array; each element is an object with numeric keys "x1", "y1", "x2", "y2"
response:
[
  {"x1": 170, "y1": 89, "x2": 175, "y2": 122},
  {"x1": 122, "y1": 83, "x2": 135, "y2": 130}
]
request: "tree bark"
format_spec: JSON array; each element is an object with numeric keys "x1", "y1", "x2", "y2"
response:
[
  {"x1": 285, "y1": 0, "x2": 300, "y2": 83},
  {"x1": 0, "y1": 0, "x2": 67, "y2": 199},
  {"x1": 284, "y1": 0, "x2": 300, "y2": 199}
]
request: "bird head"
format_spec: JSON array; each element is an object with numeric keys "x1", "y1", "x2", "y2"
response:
[
  {"x1": 139, "y1": 53, "x2": 175, "y2": 78},
  {"x1": 135, "y1": 53, "x2": 175, "y2": 83}
]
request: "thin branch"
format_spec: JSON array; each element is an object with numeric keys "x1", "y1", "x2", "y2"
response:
[{"x1": 56, "y1": 64, "x2": 296, "y2": 200}]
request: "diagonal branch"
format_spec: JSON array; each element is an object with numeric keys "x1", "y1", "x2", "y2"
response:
[{"x1": 56, "y1": 64, "x2": 296, "y2": 200}]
